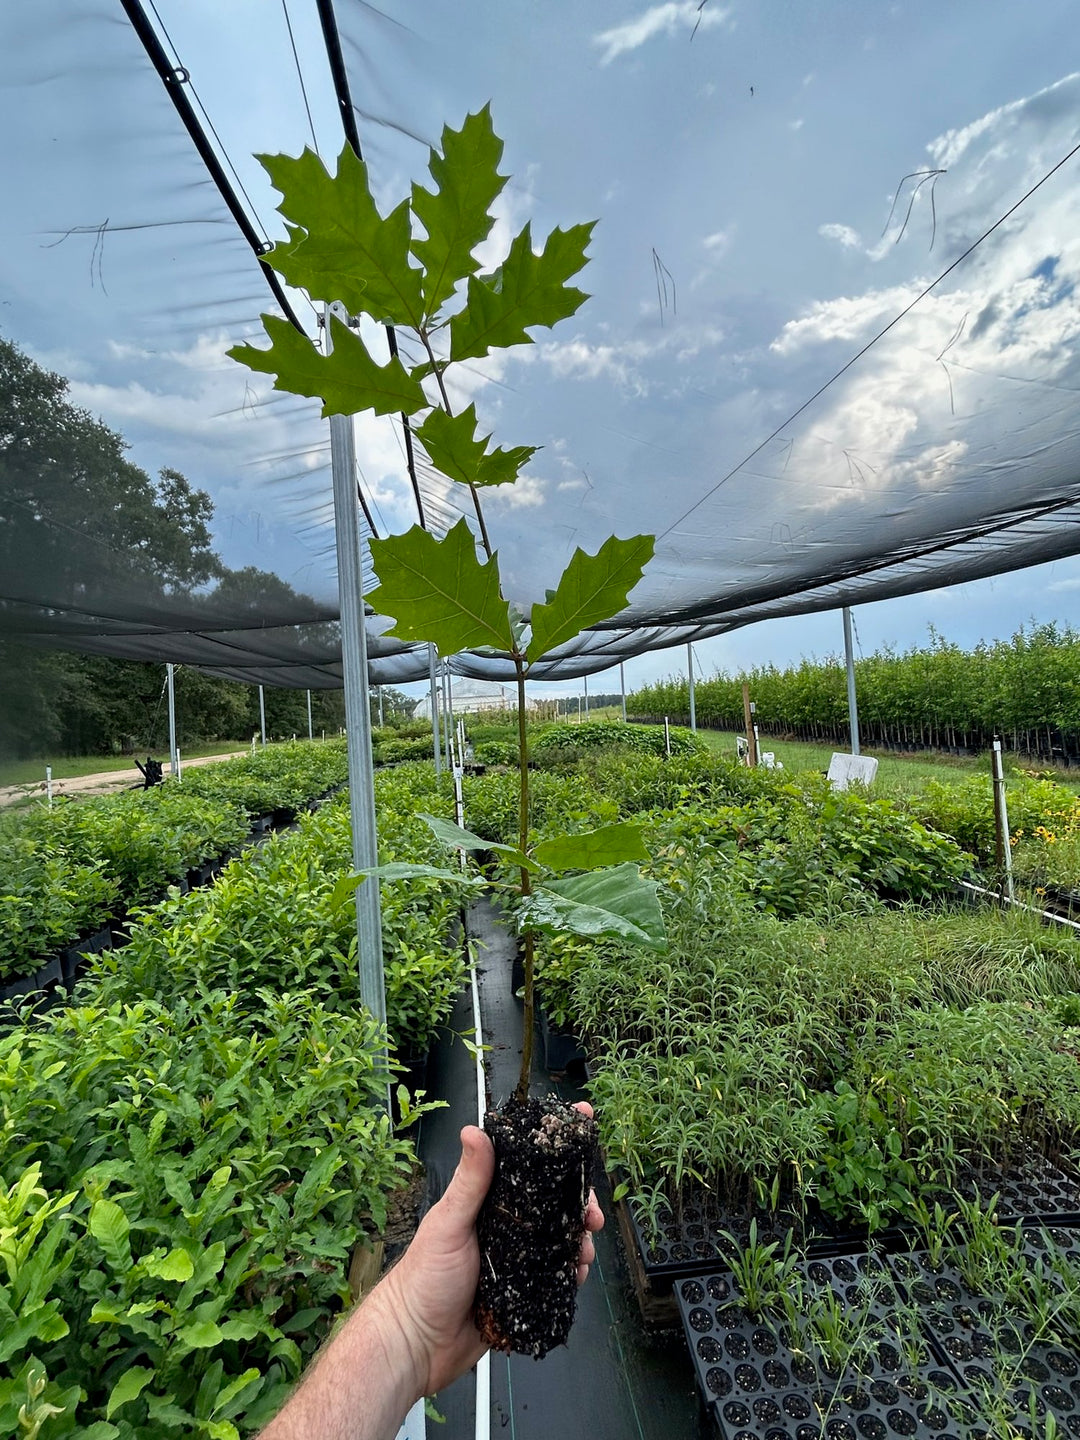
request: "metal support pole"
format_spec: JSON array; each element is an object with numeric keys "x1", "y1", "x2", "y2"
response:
[
  {"x1": 306, "y1": 689, "x2": 313, "y2": 741},
  {"x1": 166, "y1": 663, "x2": 178, "y2": 777},
  {"x1": 378, "y1": 686, "x2": 384, "y2": 728},
  {"x1": 326, "y1": 307, "x2": 387, "y2": 1084},
  {"x1": 664, "y1": 716, "x2": 671, "y2": 756},
  {"x1": 583, "y1": 673, "x2": 589, "y2": 718},
  {"x1": 843, "y1": 606, "x2": 861, "y2": 757},
  {"x1": 429, "y1": 645, "x2": 442, "y2": 777},
  {"x1": 742, "y1": 683, "x2": 758, "y2": 767},
  {"x1": 620, "y1": 661, "x2": 627, "y2": 723},
  {"x1": 991, "y1": 737, "x2": 1016, "y2": 903},
  {"x1": 45, "y1": 766, "x2": 53, "y2": 808},
  {"x1": 687, "y1": 643, "x2": 697, "y2": 733},
  {"x1": 258, "y1": 685, "x2": 267, "y2": 747},
  {"x1": 443, "y1": 663, "x2": 453, "y2": 771}
]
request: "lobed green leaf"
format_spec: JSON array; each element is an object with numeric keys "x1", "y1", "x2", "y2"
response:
[
  {"x1": 260, "y1": 147, "x2": 424, "y2": 326},
  {"x1": 368, "y1": 519, "x2": 515, "y2": 655},
  {"x1": 527, "y1": 534, "x2": 655, "y2": 663},
  {"x1": 228, "y1": 314, "x2": 427, "y2": 420}
]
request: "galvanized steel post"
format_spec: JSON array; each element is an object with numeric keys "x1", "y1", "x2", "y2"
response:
[
  {"x1": 687, "y1": 643, "x2": 697, "y2": 732},
  {"x1": 429, "y1": 645, "x2": 442, "y2": 777},
  {"x1": 167, "y1": 663, "x2": 178, "y2": 777},
  {"x1": 306, "y1": 688, "x2": 313, "y2": 741},
  {"x1": 258, "y1": 685, "x2": 267, "y2": 747},
  {"x1": 326, "y1": 305, "x2": 387, "y2": 1083},
  {"x1": 620, "y1": 661, "x2": 627, "y2": 722},
  {"x1": 843, "y1": 606, "x2": 861, "y2": 756}
]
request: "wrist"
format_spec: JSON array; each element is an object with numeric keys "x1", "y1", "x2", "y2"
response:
[{"x1": 362, "y1": 1269, "x2": 430, "y2": 1414}]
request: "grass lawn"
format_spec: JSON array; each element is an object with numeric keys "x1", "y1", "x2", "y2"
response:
[
  {"x1": 691, "y1": 728, "x2": 987, "y2": 795},
  {"x1": 0, "y1": 741, "x2": 251, "y2": 789}
]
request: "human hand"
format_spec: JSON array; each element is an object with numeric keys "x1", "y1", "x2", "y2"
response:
[{"x1": 369, "y1": 1100, "x2": 604, "y2": 1400}]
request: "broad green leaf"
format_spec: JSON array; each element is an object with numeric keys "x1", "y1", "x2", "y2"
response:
[
  {"x1": 532, "y1": 823, "x2": 650, "y2": 873},
  {"x1": 527, "y1": 534, "x2": 655, "y2": 663},
  {"x1": 331, "y1": 865, "x2": 482, "y2": 910},
  {"x1": 450, "y1": 221, "x2": 595, "y2": 362},
  {"x1": 419, "y1": 813, "x2": 537, "y2": 871},
  {"x1": 369, "y1": 518, "x2": 515, "y2": 655},
  {"x1": 228, "y1": 314, "x2": 426, "y2": 419},
  {"x1": 89, "y1": 1199, "x2": 132, "y2": 1273},
  {"x1": 411, "y1": 106, "x2": 508, "y2": 316},
  {"x1": 144, "y1": 1248, "x2": 194, "y2": 1283},
  {"x1": 207, "y1": 1423, "x2": 241, "y2": 1440},
  {"x1": 213, "y1": 1368, "x2": 261, "y2": 1418},
  {"x1": 106, "y1": 1367, "x2": 154, "y2": 1419},
  {"x1": 260, "y1": 147, "x2": 424, "y2": 326},
  {"x1": 414, "y1": 405, "x2": 537, "y2": 489},
  {"x1": 419, "y1": 814, "x2": 495, "y2": 851},
  {"x1": 178, "y1": 1319, "x2": 224, "y2": 1350},
  {"x1": 522, "y1": 862, "x2": 667, "y2": 952}
]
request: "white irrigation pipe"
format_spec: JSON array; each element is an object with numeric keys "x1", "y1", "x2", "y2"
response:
[{"x1": 958, "y1": 878, "x2": 1080, "y2": 934}]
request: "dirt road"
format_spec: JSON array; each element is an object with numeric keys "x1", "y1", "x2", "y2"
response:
[{"x1": 0, "y1": 750, "x2": 249, "y2": 809}]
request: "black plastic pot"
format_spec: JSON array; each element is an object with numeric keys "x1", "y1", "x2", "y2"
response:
[
  {"x1": 61, "y1": 923, "x2": 113, "y2": 982},
  {"x1": 538, "y1": 1003, "x2": 587, "y2": 1074}
]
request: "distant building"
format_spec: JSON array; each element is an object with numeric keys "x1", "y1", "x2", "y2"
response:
[{"x1": 413, "y1": 678, "x2": 541, "y2": 720}]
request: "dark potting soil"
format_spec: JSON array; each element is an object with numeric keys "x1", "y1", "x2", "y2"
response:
[{"x1": 475, "y1": 1093, "x2": 599, "y2": 1359}]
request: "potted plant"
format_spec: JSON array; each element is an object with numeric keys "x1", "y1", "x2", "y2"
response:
[{"x1": 230, "y1": 107, "x2": 667, "y2": 1358}]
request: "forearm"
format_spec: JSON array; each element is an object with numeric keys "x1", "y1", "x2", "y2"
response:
[{"x1": 259, "y1": 1282, "x2": 423, "y2": 1440}]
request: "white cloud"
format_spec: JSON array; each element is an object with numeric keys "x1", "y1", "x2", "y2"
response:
[
  {"x1": 1049, "y1": 577, "x2": 1080, "y2": 593},
  {"x1": 818, "y1": 222, "x2": 861, "y2": 250},
  {"x1": 770, "y1": 283, "x2": 922, "y2": 355},
  {"x1": 703, "y1": 229, "x2": 731, "y2": 253},
  {"x1": 593, "y1": 2, "x2": 730, "y2": 65},
  {"x1": 537, "y1": 320, "x2": 726, "y2": 394},
  {"x1": 928, "y1": 71, "x2": 1080, "y2": 170},
  {"x1": 486, "y1": 472, "x2": 546, "y2": 509},
  {"x1": 789, "y1": 118, "x2": 804, "y2": 132}
]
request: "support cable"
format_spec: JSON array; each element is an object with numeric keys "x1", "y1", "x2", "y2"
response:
[
  {"x1": 281, "y1": 0, "x2": 320, "y2": 154},
  {"x1": 660, "y1": 136, "x2": 1080, "y2": 542},
  {"x1": 120, "y1": 0, "x2": 307, "y2": 334}
]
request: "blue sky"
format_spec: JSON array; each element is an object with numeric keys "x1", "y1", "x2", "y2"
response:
[{"x1": 4, "y1": 1, "x2": 1080, "y2": 698}]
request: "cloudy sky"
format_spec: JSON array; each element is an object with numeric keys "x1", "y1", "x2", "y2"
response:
[{"x1": 4, "y1": 0, "x2": 1080, "y2": 697}]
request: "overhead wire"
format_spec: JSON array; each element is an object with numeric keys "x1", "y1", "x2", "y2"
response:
[
  {"x1": 659, "y1": 135, "x2": 1080, "y2": 544},
  {"x1": 281, "y1": 0, "x2": 321, "y2": 154}
]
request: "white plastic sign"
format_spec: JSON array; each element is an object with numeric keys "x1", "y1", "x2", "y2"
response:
[{"x1": 827, "y1": 753, "x2": 879, "y2": 790}]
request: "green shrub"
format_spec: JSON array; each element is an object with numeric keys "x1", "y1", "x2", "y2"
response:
[
  {"x1": 0, "y1": 989, "x2": 418, "y2": 1437},
  {"x1": 0, "y1": 837, "x2": 117, "y2": 980}
]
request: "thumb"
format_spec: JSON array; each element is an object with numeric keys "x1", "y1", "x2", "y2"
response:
[{"x1": 436, "y1": 1126, "x2": 495, "y2": 1234}]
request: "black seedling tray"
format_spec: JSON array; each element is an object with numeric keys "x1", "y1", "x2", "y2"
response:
[
  {"x1": 629, "y1": 1149, "x2": 1080, "y2": 1285},
  {"x1": 677, "y1": 1261, "x2": 970, "y2": 1439},
  {"x1": 887, "y1": 1247, "x2": 1080, "y2": 1438},
  {"x1": 709, "y1": 1364, "x2": 970, "y2": 1440},
  {"x1": 957, "y1": 1153, "x2": 1080, "y2": 1228}
]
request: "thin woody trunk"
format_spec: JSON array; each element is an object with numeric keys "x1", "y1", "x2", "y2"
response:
[{"x1": 514, "y1": 656, "x2": 534, "y2": 1103}]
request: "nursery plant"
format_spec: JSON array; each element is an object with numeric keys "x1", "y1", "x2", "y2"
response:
[{"x1": 230, "y1": 109, "x2": 667, "y2": 1359}]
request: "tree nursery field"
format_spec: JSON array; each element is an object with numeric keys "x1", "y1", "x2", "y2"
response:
[{"x1": 7, "y1": 724, "x2": 1080, "y2": 1435}]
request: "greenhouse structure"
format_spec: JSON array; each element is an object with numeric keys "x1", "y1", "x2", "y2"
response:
[{"x1": 5, "y1": 3, "x2": 1080, "y2": 1438}]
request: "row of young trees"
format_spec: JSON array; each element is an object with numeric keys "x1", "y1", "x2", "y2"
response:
[{"x1": 629, "y1": 625, "x2": 1080, "y2": 762}]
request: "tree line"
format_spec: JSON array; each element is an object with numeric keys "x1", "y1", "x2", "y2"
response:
[
  {"x1": 629, "y1": 624, "x2": 1080, "y2": 763},
  {"x1": 0, "y1": 334, "x2": 418, "y2": 760}
]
